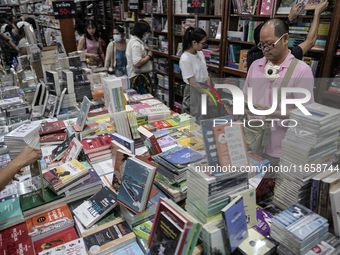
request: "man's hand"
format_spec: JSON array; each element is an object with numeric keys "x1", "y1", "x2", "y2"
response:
[
  {"x1": 315, "y1": 0, "x2": 328, "y2": 15},
  {"x1": 289, "y1": 3, "x2": 304, "y2": 21},
  {"x1": 15, "y1": 146, "x2": 42, "y2": 169}
]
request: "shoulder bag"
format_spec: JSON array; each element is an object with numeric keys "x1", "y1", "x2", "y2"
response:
[{"x1": 241, "y1": 58, "x2": 299, "y2": 157}]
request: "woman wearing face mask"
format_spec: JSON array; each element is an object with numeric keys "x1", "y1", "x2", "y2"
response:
[
  {"x1": 105, "y1": 25, "x2": 129, "y2": 76},
  {"x1": 77, "y1": 20, "x2": 105, "y2": 66},
  {"x1": 180, "y1": 27, "x2": 214, "y2": 123},
  {"x1": 126, "y1": 20, "x2": 153, "y2": 94}
]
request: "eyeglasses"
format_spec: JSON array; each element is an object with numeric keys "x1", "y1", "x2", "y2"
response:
[
  {"x1": 257, "y1": 33, "x2": 287, "y2": 50},
  {"x1": 199, "y1": 41, "x2": 208, "y2": 47}
]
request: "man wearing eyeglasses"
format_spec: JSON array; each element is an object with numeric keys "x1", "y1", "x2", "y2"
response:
[{"x1": 241, "y1": 18, "x2": 315, "y2": 163}]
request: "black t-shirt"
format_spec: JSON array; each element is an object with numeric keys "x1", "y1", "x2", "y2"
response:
[{"x1": 246, "y1": 46, "x2": 303, "y2": 69}]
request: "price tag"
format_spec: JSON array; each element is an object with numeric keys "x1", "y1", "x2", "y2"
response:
[{"x1": 52, "y1": 1, "x2": 76, "y2": 19}]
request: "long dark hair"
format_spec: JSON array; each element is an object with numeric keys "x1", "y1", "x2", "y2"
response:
[
  {"x1": 183, "y1": 27, "x2": 207, "y2": 51},
  {"x1": 84, "y1": 20, "x2": 99, "y2": 41}
]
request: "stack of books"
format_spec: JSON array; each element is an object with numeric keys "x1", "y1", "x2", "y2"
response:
[
  {"x1": 4, "y1": 124, "x2": 40, "y2": 159},
  {"x1": 271, "y1": 203, "x2": 329, "y2": 254},
  {"x1": 186, "y1": 162, "x2": 248, "y2": 224},
  {"x1": 146, "y1": 105, "x2": 171, "y2": 123},
  {"x1": 152, "y1": 146, "x2": 203, "y2": 201},
  {"x1": 274, "y1": 103, "x2": 340, "y2": 210},
  {"x1": 0, "y1": 197, "x2": 24, "y2": 231},
  {"x1": 64, "y1": 168, "x2": 102, "y2": 203},
  {"x1": 39, "y1": 132, "x2": 67, "y2": 146},
  {"x1": 38, "y1": 120, "x2": 66, "y2": 136},
  {"x1": 43, "y1": 159, "x2": 90, "y2": 195},
  {"x1": 81, "y1": 134, "x2": 112, "y2": 164}
]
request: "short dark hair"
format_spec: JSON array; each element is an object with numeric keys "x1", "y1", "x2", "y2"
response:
[
  {"x1": 132, "y1": 20, "x2": 151, "y2": 39},
  {"x1": 114, "y1": 24, "x2": 125, "y2": 35},
  {"x1": 85, "y1": 20, "x2": 99, "y2": 41},
  {"x1": 182, "y1": 27, "x2": 207, "y2": 51},
  {"x1": 263, "y1": 18, "x2": 288, "y2": 39}
]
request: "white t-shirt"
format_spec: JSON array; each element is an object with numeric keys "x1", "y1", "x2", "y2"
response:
[
  {"x1": 126, "y1": 35, "x2": 147, "y2": 78},
  {"x1": 179, "y1": 51, "x2": 209, "y2": 84}
]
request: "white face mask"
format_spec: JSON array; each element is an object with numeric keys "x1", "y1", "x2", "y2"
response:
[{"x1": 113, "y1": 35, "x2": 121, "y2": 42}]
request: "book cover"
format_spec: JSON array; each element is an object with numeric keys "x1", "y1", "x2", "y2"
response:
[
  {"x1": 65, "y1": 168, "x2": 101, "y2": 195},
  {"x1": 150, "y1": 120, "x2": 172, "y2": 130},
  {"x1": 113, "y1": 149, "x2": 135, "y2": 190},
  {"x1": 33, "y1": 227, "x2": 78, "y2": 254},
  {"x1": 74, "y1": 96, "x2": 91, "y2": 132},
  {"x1": 73, "y1": 186, "x2": 118, "y2": 228},
  {"x1": 20, "y1": 188, "x2": 65, "y2": 212},
  {"x1": 30, "y1": 159, "x2": 45, "y2": 199},
  {"x1": 111, "y1": 132, "x2": 135, "y2": 154},
  {"x1": 51, "y1": 134, "x2": 76, "y2": 161},
  {"x1": 162, "y1": 147, "x2": 204, "y2": 165},
  {"x1": 0, "y1": 197, "x2": 22, "y2": 225},
  {"x1": 0, "y1": 222, "x2": 34, "y2": 255},
  {"x1": 82, "y1": 218, "x2": 135, "y2": 255},
  {"x1": 253, "y1": 206, "x2": 277, "y2": 244},
  {"x1": 230, "y1": 188, "x2": 257, "y2": 228},
  {"x1": 38, "y1": 238, "x2": 87, "y2": 255},
  {"x1": 117, "y1": 157, "x2": 157, "y2": 213},
  {"x1": 43, "y1": 159, "x2": 89, "y2": 189},
  {"x1": 212, "y1": 123, "x2": 249, "y2": 171},
  {"x1": 157, "y1": 135, "x2": 177, "y2": 149},
  {"x1": 137, "y1": 126, "x2": 162, "y2": 156},
  {"x1": 39, "y1": 120, "x2": 66, "y2": 136},
  {"x1": 239, "y1": 50, "x2": 248, "y2": 71},
  {"x1": 40, "y1": 133, "x2": 67, "y2": 144},
  {"x1": 260, "y1": 0, "x2": 273, "y2": 15},
  {"x1": 61, "y1": 137, "x2": 83, "y2": 164},
  {"x1": 221, "y1": 195, "x2": 248, "y2": 252},
  {"x1": 148, "y1": 211, "x2": 184, "y2": 255},
  {"x1": 25, "y1": 205, "x2": 73, "y2": 239},
  {"x1": 202, "y1": 218, "x2": 229, "y2": 255},
  {"x1": 80, "y1": 135, "x2": 111, "y2": 154}
]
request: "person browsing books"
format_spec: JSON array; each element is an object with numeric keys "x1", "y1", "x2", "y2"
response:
[
  {"x1": 0, "y1": 146, "x2": 42, "y2": 191},
  {"x1": 105, "y1": 25, "x2": 129, "y2": 76},
  {"x1": 228, "y1": 19, "x2": 315, "y2": 163},
  {"x1": 77, "y1": 20, "x2": 105, "y2": 66},
  {"x1": 247, "y1": 0, "x2": 329, "y2": 69},
  {"x1": 179, "y1": 27, "x2": 216, "y2": 123}
]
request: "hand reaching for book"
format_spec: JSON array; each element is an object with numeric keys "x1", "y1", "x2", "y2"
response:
[
  {"x1": 15, "y1": 146, "x2": 42, "y2": 169},
  {"x1": 315, "y1": 0, "x2": 329, "y2": 15},
  {"x1": 288, "y1": 3, "x2": 304, "y2": 22}
]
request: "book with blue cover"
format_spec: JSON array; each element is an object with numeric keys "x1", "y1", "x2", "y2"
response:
[
  {"x1": 200, "y1": 116, "x2": 233, "y2": 167},
  {"x1": 111, "y1": 132, "x2": 135, "y2": 154},
  {"x1": 221, "y1": 195, "x2": 248, "y2": 252},
  {"x1": 161, "y1": 147, "x2": 204, "y2": 165},
  {"x1": 117, "y1": 157, "x2": 157, "y2": 213}
]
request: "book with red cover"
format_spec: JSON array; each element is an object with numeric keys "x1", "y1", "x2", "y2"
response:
[
  {"x1": 88, "y1": 107, "x2": 108, "y2": 117},
  {"x1": 140, "y1": 124, "x2": 155, "y2": 132},
  {"x1": 40, "y1": 133, "x2": 67, "y2": 144},
  {"x1": 0, "y1": 222, "x2": 35, "y2": 255},
  {"x1": 39, "y1": 120, "x2": 66, "y2": 136},
  {"x1": 137, "y1": 126, "x2": 162, "y2": 156},
  {"x1": 260, "y1": 0, "x2": 273, "y2": 15},
  {"x1": 148, "y1": 198, "x2": 191, "y2": 255},
  {"x1": 33, "y1": 227, "x2": 78, "y2": 254},
  {"x1": 150, "y1": 120, "x2": 172, "y2": 130},
  {"x1": 80, "y1": 135, "x2": 112, "y2": 154}
]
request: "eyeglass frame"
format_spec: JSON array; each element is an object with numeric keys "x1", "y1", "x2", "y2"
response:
[
  {"x1": 257, "y1": 33, "x2": 288, "y2": 50},
  {"x1": 198, "y1": 40, "x2": 208, "y2": 47}
]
